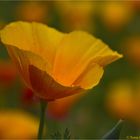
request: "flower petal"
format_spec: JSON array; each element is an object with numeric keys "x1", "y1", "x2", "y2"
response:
[
  {"x1": 6, "y1": 46, "x2": 82, "y2": 100},
  {"x1": 74, "y1": 63, "x2": 104, "y2": 89},
  {"x1": 0, "y1": 110, "x2": 39, "y2": 139},
  {"x1": 6, "y1": 45, "x2": 49, "y2": 88},
  {"x1": 53, "y1": 31, "x2": 122, "y2": 87},
  {"x1": 53, "y1": 31, "x2": 96, "y2": 86},
  {"x1": 29, "y1": 65, "x2": 83, "y2": 100},
  {"x1": 1, "y1": 21, "x2": 65, "y2": 73},
  {"x1": 83, "y1": 41, "x2": 122, "y2": 66},
  {"x1": 1, "y1": 21, "x2": 122, "y2": 92}
]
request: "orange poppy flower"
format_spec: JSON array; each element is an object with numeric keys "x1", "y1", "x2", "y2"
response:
[
  {"x1": 55, "y1": 1, "x2": 94, "y2": 31},
  {"x1": 107, "y1": 81, "x2": 134, "y2": 119},
  {"x1": 0, "y1": 110, "x2": 39, "y2": 139},
  {"x1": 0, "y1": 21, "x2": 122, "y2": 101},
  {"x1": 101, "y1": 1, "x2": 133, "y2": 32},
  {"x1": 107, "y1": 80, "x2": 140, "y2": 126},
  {"x1": 16, "y1": 2, "x2": 47, "y2": 22},
  {"x1": 123, "y1": 36, "x2": 140, "y2": 67}
]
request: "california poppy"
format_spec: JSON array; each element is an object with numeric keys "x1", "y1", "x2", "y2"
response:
[
  {"x1": 55, "y1": 1, "x2": 94, "y2": 31},
  {"x1": 107, "y1": 80, "x2": 140, "y2": 126},
  {"x1": 0, "y1": 110, "x2": 39, "y2": 139},
  {"x1": 0, "y1": 21, "x2": 122, "y2": 101},
  {"x1": 100, "y1": 1, "x2": 133, "y2": 32},
  {"x1": 16, "y1": 1, "x2": 47, "y2": 22}
]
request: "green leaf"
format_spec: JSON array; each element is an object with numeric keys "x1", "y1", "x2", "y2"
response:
[
  {"x1": 63, "y1": 128, "x2": 71, "y2": 139},
  {"x1": 50, "y1": 130, "x2": 62, "y2": 139},
  {"x1": 50, "y1": 128, "x2": 71, "y2": 140},
  {"x1": 102, "y1": 120, "x2": 124, "y2": 139}
]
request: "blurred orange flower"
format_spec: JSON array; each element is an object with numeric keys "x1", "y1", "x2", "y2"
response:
[
  {"x1": 0, "y1": 21, "x2": 122, "y2": 101},
  {"x1": 16, "y1": 1, "x2": 47, "y2": 22},
  {"x1": 55, "y1": 1, "x2": 94, "y2": 31},
  {"x1": 0, "y1": 110, "x2": 39, "y2": 139},
  {"x1": 129, "y1": 0, "x2": 140, "y2": 11},
  {"x1": 123, "y1": 36, "x2": 140, "y2": 67},
  {"x1": 107, "y1": 80, "x2": 140, "y2": 126},
  {"x1": 21, "y1": 87, "x2": 35, "y2": 106},
  {"x1": 107, "y1": 81, "x2": 133, "y2": 119},
  {"x1": 100, "y1": 1, "x2": 133, "y2": 32},
  {"x1": 0, "y1": 60, "x2": 17, "y2": 86},
  {"x1": 47, "y1": 93, "x2": 84, "y2": 120}
]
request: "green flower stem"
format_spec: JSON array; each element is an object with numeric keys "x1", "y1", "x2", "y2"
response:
[{"x1": 37, "y1": 99, "x2": 47, "y2": 139}]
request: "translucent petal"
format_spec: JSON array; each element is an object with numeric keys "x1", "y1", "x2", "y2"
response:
[
  {"x1": 29, "y1": 65, "x2": 83, "y2": 100},
  {"x1": 6, "y1": 45, "x2": 49, "y2": 88},
  {"x1": 53, "y1": 31, "x2": 122, "y2": 87},
  {"x1": 1, "y1": 21, "x2": 65, "y2": 73},
  {"x1": 74, "y1": 63, "x2": 104, "y2": 89}
]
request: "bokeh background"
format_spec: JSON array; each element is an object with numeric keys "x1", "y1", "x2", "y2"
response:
[{"x1": 0, "y1": 0, "x2": 140, "y2": 139}]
